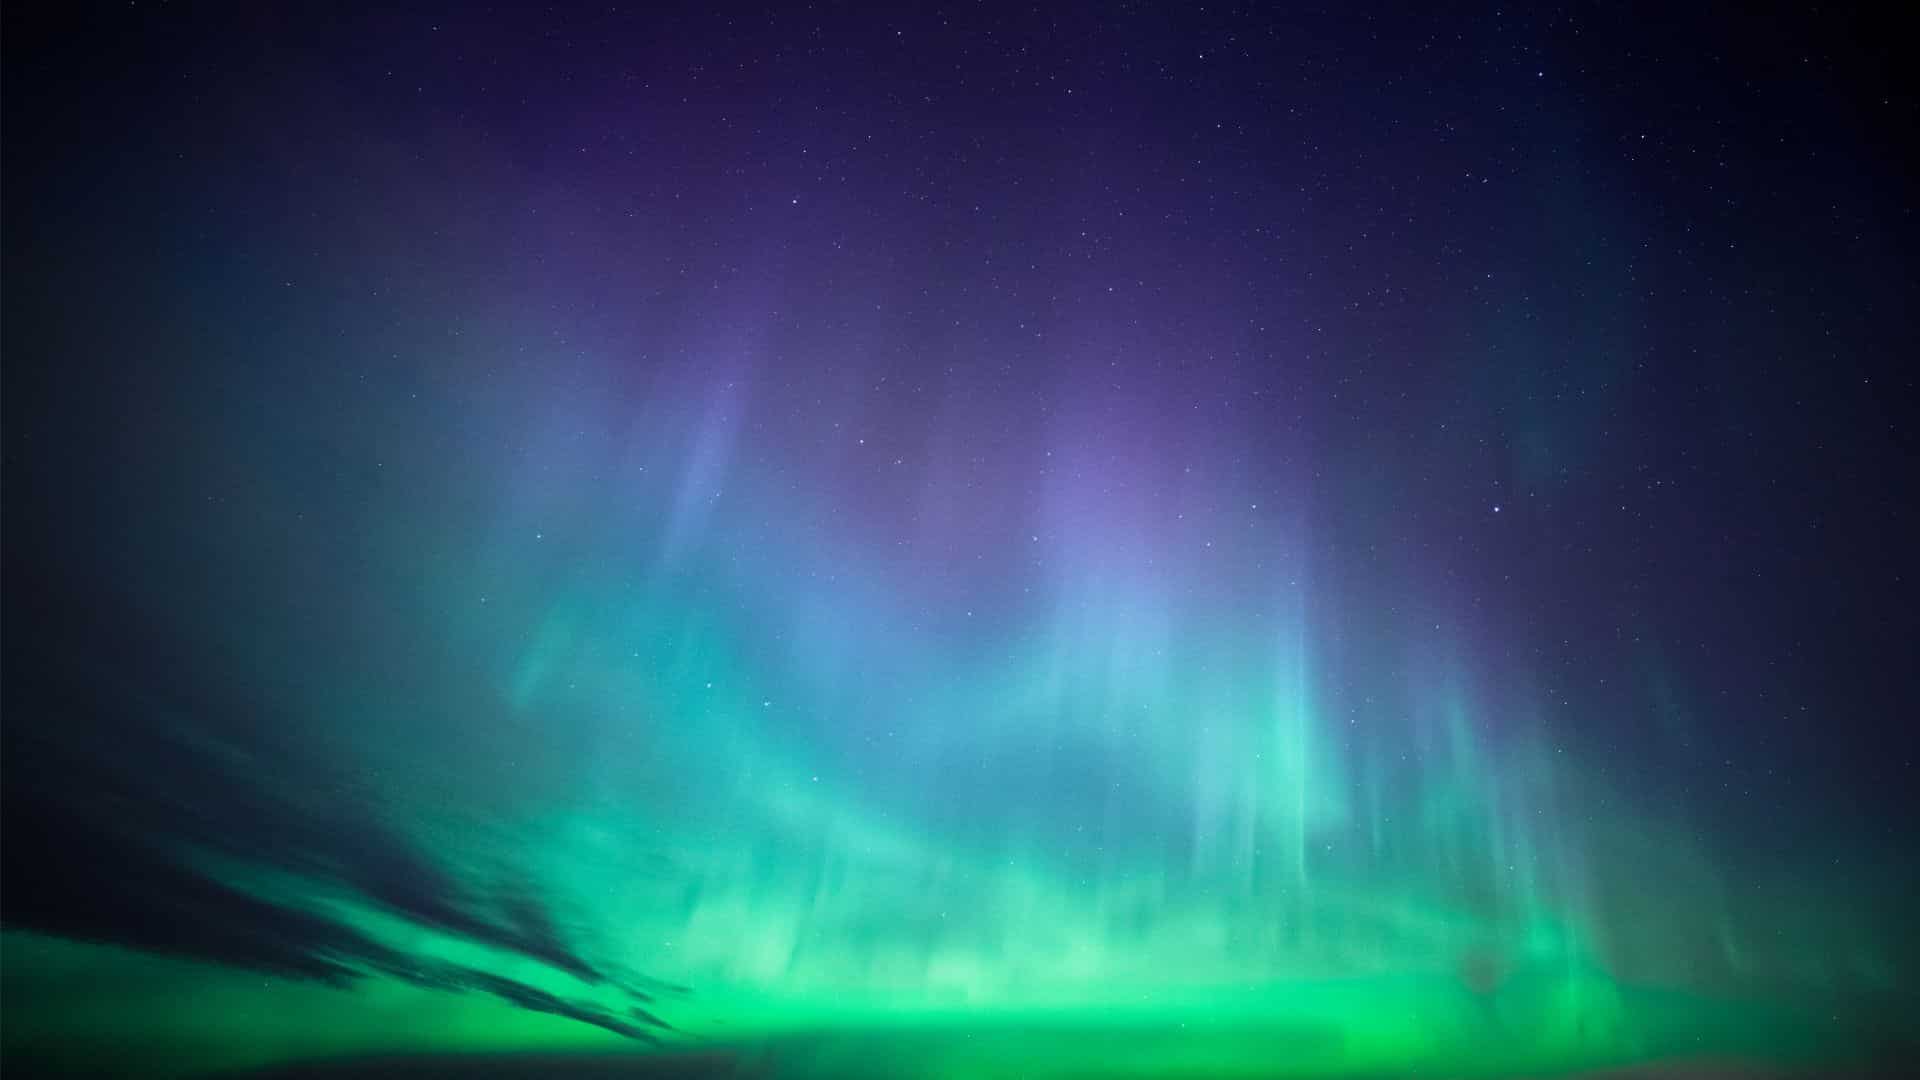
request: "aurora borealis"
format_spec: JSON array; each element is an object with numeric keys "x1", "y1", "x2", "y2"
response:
[{"x1": 4, "y1": 3, "x2": 1917, "y2": 1077}]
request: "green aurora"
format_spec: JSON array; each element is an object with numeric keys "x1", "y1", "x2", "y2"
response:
[
  {"x1": 5, "y1": 430, "x2": 1912, "y2": 1075},
  {"x1": 5, "y1": 4, "x2": 1917, "y2": 1078}
]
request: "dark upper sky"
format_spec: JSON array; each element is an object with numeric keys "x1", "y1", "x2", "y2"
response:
[
  {"x1": 3, "y1": 2, "x2": 1917, "y2": 1070},
  {"x1": 11, "y1": 1, "x2": 1914, "y2": 811}
]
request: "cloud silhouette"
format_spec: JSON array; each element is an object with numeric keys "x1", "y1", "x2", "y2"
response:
[{"x1": 1, "y1": 547, "x2": 674, "y2": 1042}]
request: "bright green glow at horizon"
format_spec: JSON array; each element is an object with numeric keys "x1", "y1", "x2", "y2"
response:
[{"x1": 0, "y1": 929, "x2": 1868, "y2": 1078}]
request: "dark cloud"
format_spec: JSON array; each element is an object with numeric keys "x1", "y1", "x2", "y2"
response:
[
  {"x1": 335, "y1": 837, "x2": 611, "y2": 988},
  {"x1": 453, "y1": 970, "x2": 666, "y2": 1043},
  {"x1": 0, "y1": 547, "x2": 673, "y2": 1041},
  {"x1": 497, "y1": 886, "x2": 611, "y2": 988},
  {"x1": 630, "y1": 1005, "x2": 673, "y2": 1030},
  {"x1": 2, "y1": 793, "x2": 396, "y2": 987}
]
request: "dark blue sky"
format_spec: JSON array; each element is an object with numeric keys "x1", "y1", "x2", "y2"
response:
[{"x1": 4, "y1": 3, "x2": 1916, "y2": 1073}]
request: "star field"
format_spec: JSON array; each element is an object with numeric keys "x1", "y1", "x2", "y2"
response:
[{"x1": 4, "y1": 3, "x2": 1917, "y2": 1077}]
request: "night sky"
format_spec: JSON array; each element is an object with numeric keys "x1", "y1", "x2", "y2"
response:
[{"x1": 4, "y1": 3, "x2": 1917, "y2": 1077}]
